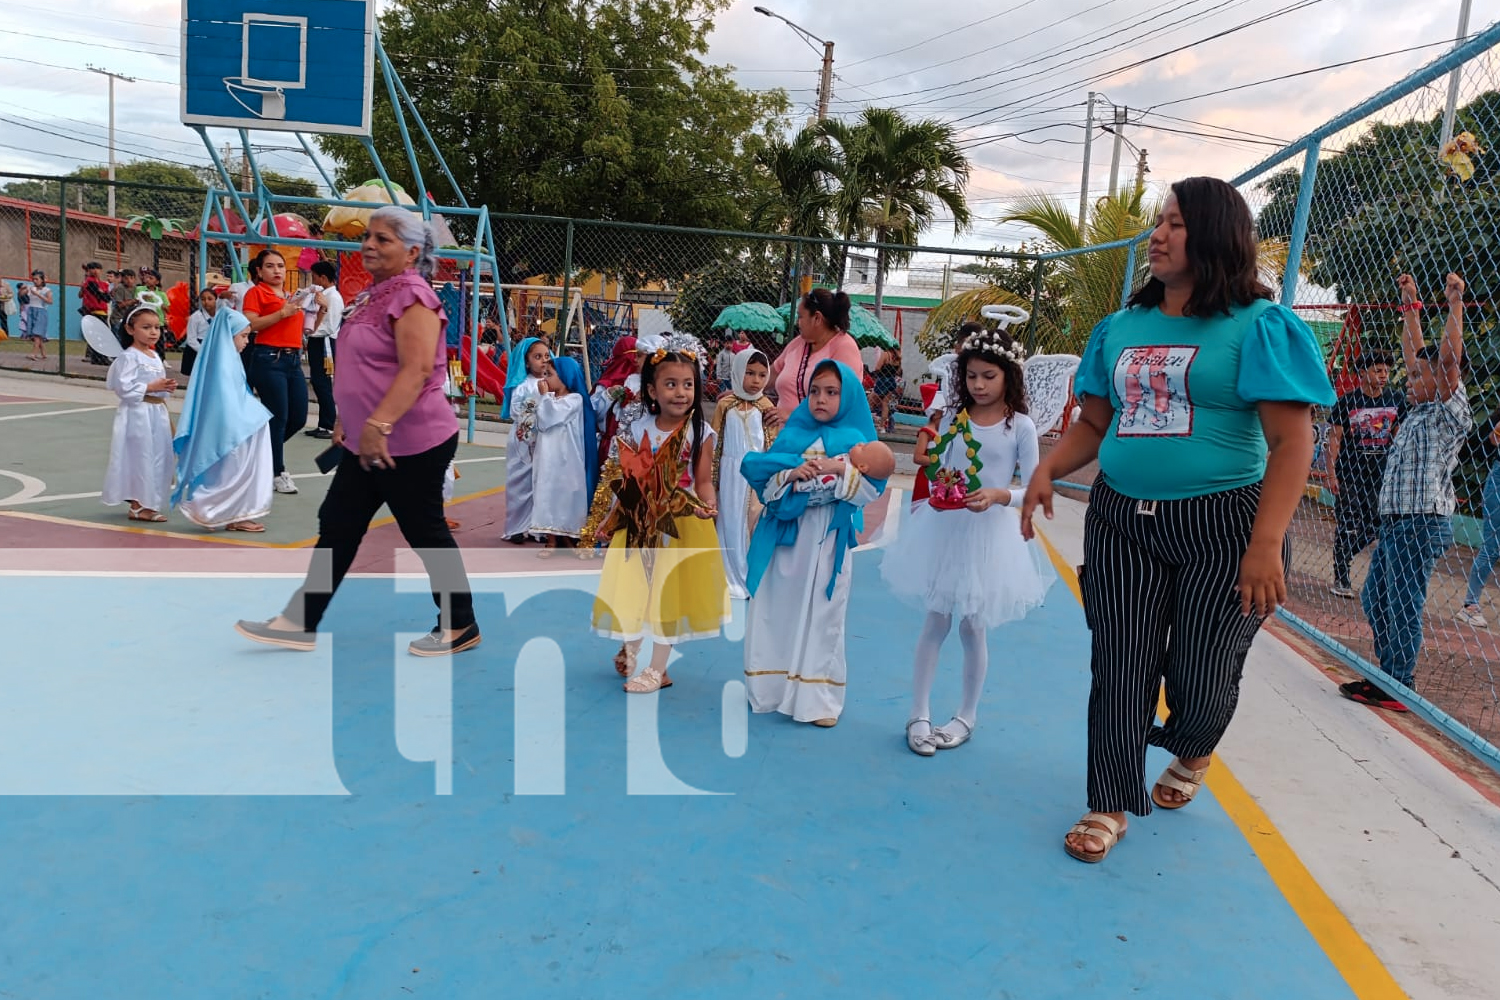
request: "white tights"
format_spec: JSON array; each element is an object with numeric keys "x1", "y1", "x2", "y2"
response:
[{"x1": 910, "y1": 611, "x2": 989, "y2": 734}]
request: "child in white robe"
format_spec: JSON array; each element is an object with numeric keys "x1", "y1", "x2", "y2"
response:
[
  {"x1": 711, "y1": 349, "x2": 779, "y2": 598},
  {"x1": 501, "y1": 337, "x2": 552, "y2": 543},
  {"x1": 529, "y1": 354, "x2": 598, "y2": 554},
  {"x1": 102, "y1": 305, "x2": 177, "y2": 521},
  {"x1": 172, "y1": 307, "x2": 274, "y2": 532},
  {"x1": 741, "y1": 360, "x2": 887, "y2": 727}
]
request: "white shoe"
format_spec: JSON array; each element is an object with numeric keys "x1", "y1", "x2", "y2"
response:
[
  {"x1": 1456, "y1": 606, "x2": 1489, "y2": 629},
  {"x1": 1329, "y1": 583, "x2": 1357, "y2": 599},
  {"x1": 273, "y1": 473, "x2": 299, "y2": 494}
]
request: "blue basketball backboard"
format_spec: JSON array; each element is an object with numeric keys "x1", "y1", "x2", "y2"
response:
[{"x1": 180, "y1": 0, "x2": 375, "y2": 136}]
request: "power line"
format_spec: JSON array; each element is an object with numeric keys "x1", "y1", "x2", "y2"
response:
[
  {"x1": 839, "y1": 0, "x2": 1049, "y2": 71},
  {"x1": 0, "y1": 27, "x2": 176, "y2": 58},
  {"x1": 0, "y1": 55, "x2": 174, "y2": 86}
]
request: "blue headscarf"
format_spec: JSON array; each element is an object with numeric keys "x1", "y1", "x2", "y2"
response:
[
  {"x1": 742, "y1": 360, "x2": 885, "y2": 599},
  {"x1": 502, "y1": 336, "x2": 546, "y2": 419},
  {"x1": 549, "y1": 354, "x2": 600, "y2": 498},
  {"x1": 172, "y1": 307, "x2": 271, "y2": 507}
]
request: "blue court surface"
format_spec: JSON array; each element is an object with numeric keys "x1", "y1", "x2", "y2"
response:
[{"x1": 0, "y1": 550, "x2": 1364, "y2": 999}]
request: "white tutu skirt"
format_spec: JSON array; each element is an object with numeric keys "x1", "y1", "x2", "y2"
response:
[{"x1": 880, "y1": 501, "x2": 1056, "y2": 628}]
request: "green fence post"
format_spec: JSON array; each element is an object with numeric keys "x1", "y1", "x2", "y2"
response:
[
  {"x1": 1029, "y1": 259, "x2": 1045, "y2": 355},
  {"x1": 57, "y1": 179, "x2": 68, "y2": 377},
  {"x1": 559, "y1": 221, "x2": 573, "y2": 356}
]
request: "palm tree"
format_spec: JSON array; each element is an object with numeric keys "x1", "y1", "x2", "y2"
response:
[
  {"x1": 816, "y1": 108, "x2": 973, "y2": 320},
  {"x1": 748, "y1": 128, "x2": 835, "y2": 305},
  {"x1": 127, "y1": 213, "x2": 190, "y2": 274}
]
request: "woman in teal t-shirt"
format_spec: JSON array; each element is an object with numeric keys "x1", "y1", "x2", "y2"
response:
[{"x1": 1021, "y1": 176, "x2": 1334, "y2": 864}]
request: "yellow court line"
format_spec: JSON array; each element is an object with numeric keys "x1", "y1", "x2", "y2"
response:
[{"x1": 1033, "y1": 527, "x2": 1409, "y2": 1000}]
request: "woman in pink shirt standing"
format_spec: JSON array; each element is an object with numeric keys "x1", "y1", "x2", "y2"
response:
[
  {"x1": 235, "y1": 206, "x2": 481, "y2": 658},
  {"x1": 772, "y1": 288, "x2": 865, "y2": 418}
]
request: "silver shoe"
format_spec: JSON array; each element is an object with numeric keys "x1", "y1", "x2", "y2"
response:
[
  {"x1": 933, "y1": 717, "x2": 974, "y2": 750},
  {"x1": 906, "y1": 718, "x2": 938, "y2": 757}
]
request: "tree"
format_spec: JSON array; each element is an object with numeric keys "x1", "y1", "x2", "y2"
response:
[
  {"x1": 2, "y1": 162, "x2": 205, "y2": 218},
  {"x1": 128, "y1": 214, "x2": 190, "y2": 273},
  {"x1": 668, "y1": 247, "x2": 785, "y2": 339},
  {"x1": 317, "y1": 0, "x2": 789, "y2": 283},
  {"x1": 747, "y1": 127, "x2": 835, "y2": 303},
  {"x1": 815, "y1": 108, "x2": 972, "y2": 319}
]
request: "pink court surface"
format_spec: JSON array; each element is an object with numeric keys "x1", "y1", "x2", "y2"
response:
[{"x1": 1, "y1": 369, "x2": 1497, "y2": 999}]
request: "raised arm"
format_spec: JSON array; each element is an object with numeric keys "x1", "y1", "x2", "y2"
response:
[{"x1": 1438, "y1": 273, "x2": 1466, "y2": 401}]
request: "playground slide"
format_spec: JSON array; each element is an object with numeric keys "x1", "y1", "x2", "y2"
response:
[{"x1": 459, "y1": 335, "x2": 507, "y2": 402}]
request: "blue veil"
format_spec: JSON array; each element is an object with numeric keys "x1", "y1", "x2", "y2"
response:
[
  {"x1": 742, "y1": 360, "x2": 885, "y2": 599},
  {"x1": 502, "y1": 336, "x2": 546, "y2": 419},
  {"x1": 549, "y1": 354, "x2": 600, "y2": 498},
  {"x1": 172, "y1": 307, "x2": 271, "y2": 507}
]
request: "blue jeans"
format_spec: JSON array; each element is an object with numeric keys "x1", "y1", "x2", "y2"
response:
[
  {"x1": 1361, "y1": 514, "x2": 1453, "y2": 689},
  {"x1": 306, "y1": 336, "x2": 336, "y2": 430},
  {"x1": 1464, "y1": 463, "x2": 1500, "y2": 606},
  {"x1": 247, "y1": 345, "x2": 308, "y2": 476}
]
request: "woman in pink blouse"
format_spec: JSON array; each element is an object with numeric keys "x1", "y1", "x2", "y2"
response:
[{"x1": 772, "y1": 288, "x2": 865, "y2": 417}]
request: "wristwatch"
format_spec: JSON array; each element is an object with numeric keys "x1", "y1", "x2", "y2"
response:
[{"x1": 366, "y1": 418, "x2": 394, "y2": 436}]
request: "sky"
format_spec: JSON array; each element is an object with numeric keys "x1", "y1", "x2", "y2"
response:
[{"x1": 1, "y1": 0, "x2": 1497, "y2": 252}]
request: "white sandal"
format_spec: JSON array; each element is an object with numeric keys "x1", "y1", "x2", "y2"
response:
[
  {"x1": 623, "y1": 665, "x2": 672, "y2": 694},
  {"x1": 933, "y1": 716, "x2": 973, "y2": 750},
  {"x1": 1151, "y1": 759, "x2": 1209, "y2": 810},
  {"x1": 1064, "y1": 812, "x2": 1126, "y2": 864},
  {"x1": 906, "y1": 718, "x2": 938, "y2": 756}
]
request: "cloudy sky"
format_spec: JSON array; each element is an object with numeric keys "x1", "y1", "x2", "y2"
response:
[{"x1": 2, "y1": 0, "x2": 1497, "y2": 250}]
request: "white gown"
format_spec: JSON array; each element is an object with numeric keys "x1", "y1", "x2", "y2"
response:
[
  {"x1": 716, "y1": 402, "x2": 768, "y2": 599},
  {"x1": 178, "y1": 427, "x2": 273, "y2": 529},
  {"x1": 743, "y1": 440, "x2": 880, "y2": 723},
  {"x1": 503, "y1": 376, "x2": 542, "y2": 540},
  {"x1": 881, "y1": 411, "x2": 1056, "y2": 627},
  {"x1": 526, "y1": 389, "x2": 588, "y2": 537},
  {"x1": 102, "y1": 348, "x2": 175, "y2": 512}
]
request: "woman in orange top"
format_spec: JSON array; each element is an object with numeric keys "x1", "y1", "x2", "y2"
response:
[{"x1": 241, "y1": 249, "x2": 311, "y2": 493}]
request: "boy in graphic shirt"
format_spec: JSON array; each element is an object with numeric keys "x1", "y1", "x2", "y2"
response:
[{"x1": 1326, "y1": 351, "x2": 1405, "y2": 598}]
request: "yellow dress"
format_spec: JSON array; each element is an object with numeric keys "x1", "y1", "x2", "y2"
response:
[{"x1": 588, "y1": 415, "x2": 730, "y2": 644}]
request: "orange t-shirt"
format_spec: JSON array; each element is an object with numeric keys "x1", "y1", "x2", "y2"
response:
[{"x1": 241, "y1": 283, "x2": 304, "y2": 349}]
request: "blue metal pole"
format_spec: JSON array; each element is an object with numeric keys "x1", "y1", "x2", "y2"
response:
[
  {"x1": 1280, "y1": 143, "x2": 1322, "y2": 307},
  {"x1": 389, "y1": 59, "x2": 468, "y2": 209},
  {"x1": 195, "y1": 127, "x2": 256, "y2": 249},
  {"x1": 1119, "y1": 240, "x2": 1138, "y2": 310},
  {"x1": 196, "y1": 191, "x2": 212, "y2": 292},
  {"x1": 375, "y1": 34, "x2": 430, "y2": 220},
  {"x1": 295, "y1": 132, "x2": 339, "y2": 194},
  {"x1": 238, "y1": 129, "x2": 278, "y2": 238},
  {"x1": 359, "y1": 137, "x2": 404, "y2": 211}
]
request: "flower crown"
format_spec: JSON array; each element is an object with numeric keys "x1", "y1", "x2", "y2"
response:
[
  {"x1": 965, "y1": 329, "x2": 1027, "y2": 366},
  {"x1": 647, "y1": 333, "x2": 706, "y2": 369}
]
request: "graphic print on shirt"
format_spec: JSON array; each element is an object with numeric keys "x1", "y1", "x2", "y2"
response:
[
  {"x1": 1348, "y1": 405, "x2": 1400, "y2": 450},
  {"x1": 1113, "y1": 344, "x2": 1198, "y2": 437}
]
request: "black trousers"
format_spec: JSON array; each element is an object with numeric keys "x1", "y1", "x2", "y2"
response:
[
  {"x1": 284, "y1": 433, "x2": 475, "y2": 632},
  {"x1": 306, "y1": 336, "x2": 337, "y2": 430},
  {"x1": 1332, "y1": 458, "x2": 1383, "y2": 588},
  {"x1": 1080, "y1": 479, "x2": 1282, "y2": 816}
]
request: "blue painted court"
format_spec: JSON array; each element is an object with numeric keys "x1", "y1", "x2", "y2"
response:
[{"x1": 0, "y1": 550, "x2": 1365, "y2": 998}]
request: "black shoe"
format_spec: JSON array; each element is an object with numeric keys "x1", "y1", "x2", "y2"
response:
[
  {"x1": 1338, "y1": 679, "x2": 1409, "y2": 713},
  {"x1": 305, "y1": 427, "x2": 334, "y2": 439},
  {"x1": 234, "y1": 618, "x2": 317, "y2": 652},
  {"x1": 408, "y1": 623, "x2": 482, "y2": 658}
]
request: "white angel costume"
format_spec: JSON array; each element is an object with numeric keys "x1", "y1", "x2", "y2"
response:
[
  {"x1": 172, "y1": 308, "x2": 274, "y2": 529},
  {"x1": 711, "y1": 350, "x2": 777, "y2": 599},
  {"x1": 522, "y1": 355, "x2": 592, "y2": 538},
  {"x1": 501, "y1": 335, "x2": 549, "y2": 541},
  {"x1": 102, "y1": 344, "x2": 176, "y2": 513}
]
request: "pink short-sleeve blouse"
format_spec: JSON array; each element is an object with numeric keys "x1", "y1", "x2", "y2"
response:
[
  {"x1": 771, "y1": 331, "x2": 865, "y2": 416},
  {"x1": 333, "y1": 270, "x2": 456, "y2": 457}
]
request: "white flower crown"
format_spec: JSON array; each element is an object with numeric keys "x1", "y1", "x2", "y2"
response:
[{"x1": 965, "y1": 329, "x2": 1028, "y2": 365}]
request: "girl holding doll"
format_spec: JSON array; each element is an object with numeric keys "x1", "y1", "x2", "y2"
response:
[
  {"x1": 587, "y1": 335, "x2": 730, "y2": 693},
  {"x1": 711, "y1": 349, "x2": 781, "y2": 598},
  {"x1": 881, "y1": 328, "x2": 1056, "y2": 755},
  {"x1": 102, "y1": 305, "x2": 178, "y2": 522},
  {"x1": 501, "y1": 336, "x2": 552, "y2": 543},
  {"x1": 742, "y1": 360, "x2": 892, "y2": 727}
]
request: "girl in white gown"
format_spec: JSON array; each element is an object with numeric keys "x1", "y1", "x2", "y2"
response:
[
  {"x1": 881, "y1": 328, "x2": 1056, "y2": 755},
  {"x1": 526, "y1": 354, "x2": 598, "y2": 552},
  {"x1": 742, "y1": 360, "x2": 887, "y2": 727},
  {"x1": 501, "y1": 337, "x2": 552, "y2": 542},
  {"x1": 172, "y1": 307, "x2": 274, "y2": 531},
  {"x1": 711, "y1": 349, "x2": 778, "y2": 598},
  {"x1": 102, "y1": 305, "x2": 177, "y2": 521}
]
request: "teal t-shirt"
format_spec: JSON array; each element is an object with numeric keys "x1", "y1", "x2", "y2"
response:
[{"x1": 1075, "y1": 299, "x2": 1335, "y2": 501}]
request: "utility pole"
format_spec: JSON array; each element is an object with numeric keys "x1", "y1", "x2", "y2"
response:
[
  {"x1": 1134, "y1": 148, "x2": 1149, "y2": 195},
  {"x1": 817, "y1": 39, "x2": 835, "y2": 121},
  {"x1": 1107, "y1": 104, "x2": 1127, "y2": 200},
  {"x1": 1078, "y1": 92, "x2": 1097, "y2": 229},
  {"x1": 1439, "y1": 0, "x2": 1475, "y2": 151},
  {"x1": 87, "y1": 65, "x2": 136, "y2": 218}
]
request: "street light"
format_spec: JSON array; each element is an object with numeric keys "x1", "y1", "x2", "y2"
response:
[{"x1": 753, "y1": 6, "x2": 834, "y2": 122}]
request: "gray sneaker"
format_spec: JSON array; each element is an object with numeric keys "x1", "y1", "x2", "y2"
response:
[
  {"x1": 1456, "y1": 606, "x2": 1489, "y2": 629},
  {"x1": 1329, "y1": 584, "x2": 1357, "y2": 599}
]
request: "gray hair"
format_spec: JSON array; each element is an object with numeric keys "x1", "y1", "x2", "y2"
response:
[{"x1": 368, "y1": 205, "x2": 439, "y2": 280}]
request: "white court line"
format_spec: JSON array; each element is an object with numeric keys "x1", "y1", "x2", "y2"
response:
[
  {"x1": 0, "y1": 405, "x2": 113, "y2": 422},
  {"x1": 0, "y1": 570, "x2": 604, "y2": 579}
]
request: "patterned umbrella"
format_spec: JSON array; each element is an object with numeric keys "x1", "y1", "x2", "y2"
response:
[
  {"x1": 710, "y1": 301, "x2": 785, "y2": 333},
  {"x1": 774, "y1": 301, "x2": 898, "y2": 349}
]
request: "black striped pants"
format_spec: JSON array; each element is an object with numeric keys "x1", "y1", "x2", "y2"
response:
[{"x1": 1080, "y1": 479, "x2": 1280, "y2": 816}]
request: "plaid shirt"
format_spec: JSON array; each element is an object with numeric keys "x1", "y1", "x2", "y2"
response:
[{"x1": 1378, "y1": 386, "x2": 1473, "y2": 517}]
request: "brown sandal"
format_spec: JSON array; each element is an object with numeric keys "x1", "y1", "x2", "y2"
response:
[
  {"x1": 1151, "y1": 759, "x2": 1209, "y2": 810},
  {"x1": 1064, "y1": 812, "x2": 1126, "y2": 864},
  {"x1": 226, "y1": 520, "x2": 266, "y2": 532},
  {"x1": 613, "y1": 644, "x2": 637, "y2": 677}
]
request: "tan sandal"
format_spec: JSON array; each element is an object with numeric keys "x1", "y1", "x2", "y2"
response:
[
  {"x1": 128, "y1": 508, "x2": 167, "y2": 523},
  {"x1": 226, "y1": 520, "x2": 266, "y2": 532},
  {"x1": 1151, "y1": 759, "x2": 1209, "y2": 810},
  {"x1": 623, "y1": 665, "x2": 672, "y2": 694},
  {"x1": 1064, "y1": 812, "x2": 1126, "y2": 864},
  {"x1": 613, "y1": 644, "x2": 637, "y2": 678}
]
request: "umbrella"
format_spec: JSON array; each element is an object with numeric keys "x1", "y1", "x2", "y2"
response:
[
  {"x1": 774, "y1": 302, "x2": 898, "y2": 350},
  {"x1": 710, "y1": 301, "x2": 784, "y2": 333}
]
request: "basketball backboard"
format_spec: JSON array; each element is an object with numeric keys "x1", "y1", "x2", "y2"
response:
[{"x1": 180, "y1": 0, "x2": 375, "y2": 136}]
